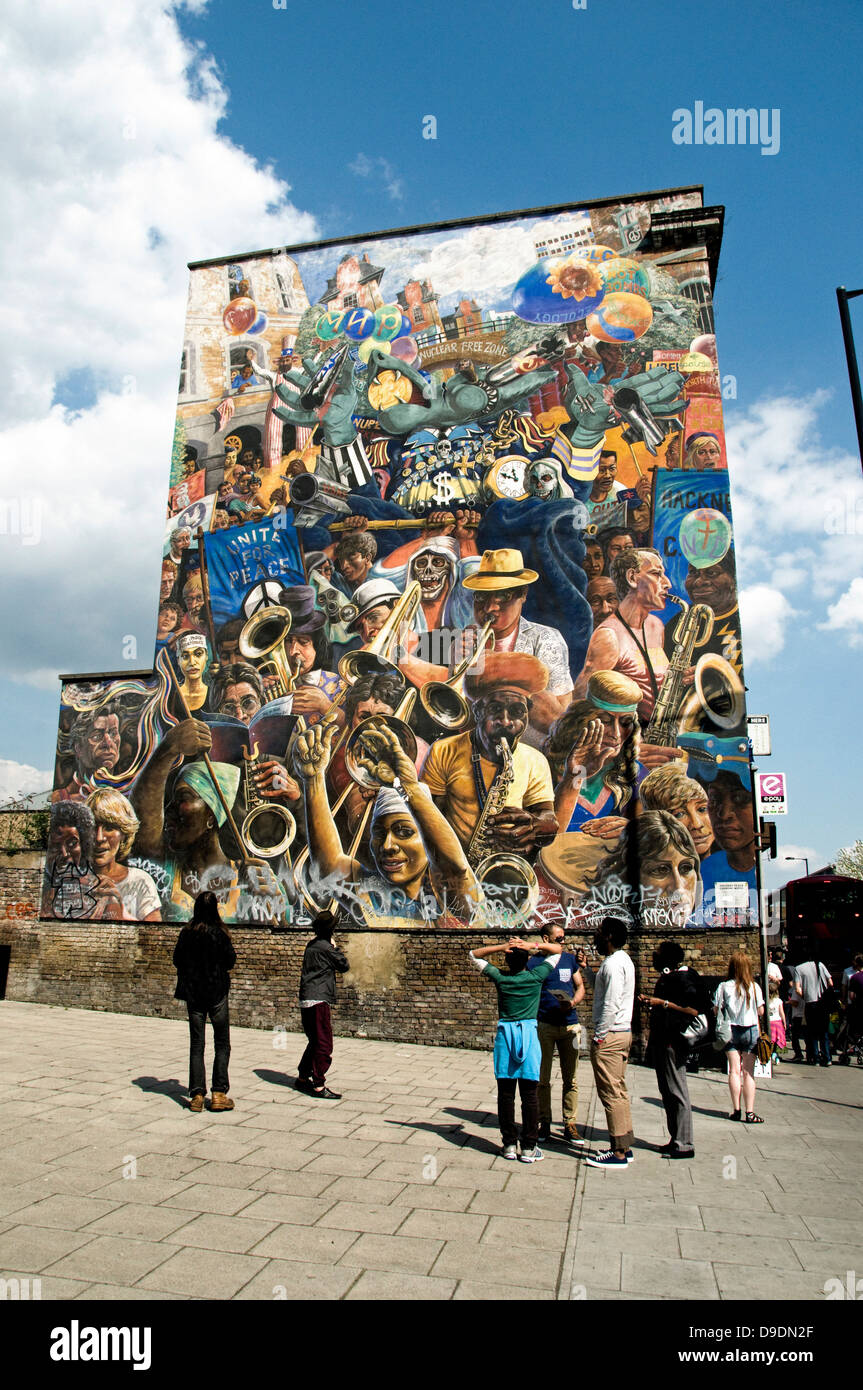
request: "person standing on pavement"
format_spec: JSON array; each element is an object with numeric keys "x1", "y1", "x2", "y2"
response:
[
  {"x1": 173, "y1": 891, "x2": 237, "y2": 1113},
  {"x1": 469, "y1": 936, "x2": 563, "y2": 1163},
  {"x1": 297, "y1": 911, "x2": 350, "y2": 1099},
  {"x1": 583, "y1": 917, "x2": 636, "y2": 1170},
  {"x1": 713, "y1": 951, "x2": 765, "y2": 1123},
  {"x1": 793, "y1": 947, "x2": 834, "y2": 1067},
  {"x1": 527, "y1": 924, "x2": 585, "y2": 1144},
  {"x1": 639, "y1": 941, "x2": 705, "y2": 1160}
]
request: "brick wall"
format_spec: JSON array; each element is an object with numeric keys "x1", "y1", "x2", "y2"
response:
[{"x1": 1, "y1": 851, "x2": 761, "y2": 1054}]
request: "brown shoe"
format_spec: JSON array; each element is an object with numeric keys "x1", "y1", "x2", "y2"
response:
[
  {"x1": 209, "y1": 1092, "x2": 235, "y2": 1112},
  {"x1": 188, "y1": 1093, "x2": 205, "y2": 1113},
  {"x1": 564, "y1": 1123, "x2": 582, "y2": 1145}
]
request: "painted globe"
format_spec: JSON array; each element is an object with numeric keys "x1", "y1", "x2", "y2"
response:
[
  {"x1": 342, "y1": 307, "x2": 376, "y2": 341},
  {"x1": 373, "y1": 305, "x2": 405, "y2": 341},
  {"x1": 248, "y1": 312, "x2": 268, "y2": 335},
  {"x1": 599, "y1": 257, "x2": 650, "y2": 299},
  {"x1": 222, "y1": 297, "x2": 257, "y2": 335},
  {"x1": 316, "y1": 309, "x2": 345, "y2": 341},
  {"x1": 389, "y1": 335, "x2": 419, "y2": 364},
  {"x1": 512, "y1": 256, "x2": 605, "y2": 325},
  {"x1": 586, "y1": 292, "x2": 653, "y2": 343},
  {"x1": 679, "y1": 508, "x2": 732, "y2": 569}
]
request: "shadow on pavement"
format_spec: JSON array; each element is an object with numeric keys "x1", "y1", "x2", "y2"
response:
[{"x1": 131, "y1": 1076, "x2": 187, "y2": 1108}]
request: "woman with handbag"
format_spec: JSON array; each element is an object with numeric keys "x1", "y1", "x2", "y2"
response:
[
  {"x1": 639, "y1": 941, "x2": 706, "y2": 1159},
  {"x1": 713, "y1": 951, "x2": 765, "y2": 1124},
  {"x1": 174, "y1": 891, "x2": 237, "y2": 1113}
]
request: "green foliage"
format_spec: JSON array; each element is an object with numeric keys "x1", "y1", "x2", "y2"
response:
[
  {"x1": 294, "y1": 303, "x2": 327, "y2": 362},
  {"x1": 835, "y1": 840, "x2": 863, "y2": 880},
  {"x1": 169, "y1": 415, "x2": 188, "y2": 488}
]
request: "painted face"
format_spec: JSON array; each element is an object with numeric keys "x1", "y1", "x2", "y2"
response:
[
  {"x1": 633, "y1": 554, "x2": 670, "y2": 610},
  {"x1": 594, "y1": 455, "x2": 617, "y2": 493},
  {"x1": 371, "y1": 812, "x2": 427, "y2": 892},
  {"x1": 174, "y1": 529, "x2": 191, "y2": 552},
  {"x1": 707, "y1": 780, "x2": 754, "y2": 853},
  {"x1": 352, "y1": 698, "x2": 395, "y2": 729},
  {"x1": 76, "y1": 715, "x2": 121, "y2": 773},
  {"x1": 49, "y1": 824, "x2": 83, "y2": 868},
  {"x1": 164, "y1": 782, "x2": 214, "y2": 851},
  {"x1": 357, "y1": 603, "x2": 394, "y2": 645},
  {"x1": 477, "y1": 692, "x2": 529, "y2": 759},
  {"x1": 472, "y1": 587, "x2": 526, "y2": 639},
  {"x1": 157, "y1": 607, "x2": 180, "y2": 636},
  {"x1": 672, "y1": 795, "x2": 714, "y2": 858},
  {"x1": 685, "y1": 562, "x2": 736, "y2": 613},
  {"x1": 314, "y1": 559, "x2": 334, "y2": 583},
  {"x1": 411, "y1": 553, "x2": 450, "y2": 604},
  {"x1": 338, "y1": 550, "x2": 372, "y2": 587},
  {"x1": 529, "y1": 465, "x2": 557, "y2": 499},
  {"x1": 92, "y1": 822, "x2": 123, "y2": 872},
  {"x1": 212, "y1": 510, "x2": 230, "y2": 530},
  {"x1": 218, "y1": 636, "x2": 240, "y2": 663},
  {"x1": 605, "y1": 534, "x2": 634, "y2": 564},
  {"x1": 160, "y1": 563, "x2": 177, "y2": 600},
  {"x1": 287, "y1": 633, "x2": 317, "y2": 675},
  {"x1": 587, "y1": 577, "x2": 618, "y2": 624},
  {"x1": 220, "y1": 682, "x2": 261, "y2": 725},
  {"x1": 183, "y1": 578, "x2": 204, "y2": 619},
  {"x1": 178, "y1": 643, "x2": 207, "y2": 682},
  {"x1": 583, "y1": 542, "x2": 603, "y2": 579},
  {"x1": 641, "y1": 843, "x2": 699, "y2": 926},
  {"x1": 690, "y1": 438, "x2": 722, "y2": 468},
  {"x1": 592, "y1": 709, "x2": 635, "y2": 770}
]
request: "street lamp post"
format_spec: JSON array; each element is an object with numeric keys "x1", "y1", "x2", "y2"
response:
[
  {"x1": 836, "y1": 287, "x2": 863, "y2": 472},
  {"x1": 784, "y1": 855, "x2": 810, "y2": 876}
]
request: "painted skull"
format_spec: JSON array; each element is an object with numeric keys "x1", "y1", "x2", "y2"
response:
[
  {"x1": 410, "y1": 552, "x2": 451, "y2": 603},
  {"x1": 529, "y1": 463, "x2": 557, "y2": 499}
]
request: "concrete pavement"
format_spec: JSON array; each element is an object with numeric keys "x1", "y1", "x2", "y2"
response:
[{"x1": 0, "y1": 1001, "x2": 861, "y2": 1301}]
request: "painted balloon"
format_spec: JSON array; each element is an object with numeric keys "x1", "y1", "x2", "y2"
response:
[
  {"x1": 342, "y1": 307, "x2": 376, "y2": 341},
  {"x1": 512, "y1": 256, "x2": 605, "y2": 325},
  {"x1": 599, "y1": 257, "x2": 650, "y2": 299},
  {"x1": 374, "y1": 305, "x2": 405, "y2": 341},
  {"x1": 248, "y1": 313, "x2": 268, "y2": 334},
  {"x1": 316, "y1": 309, "x2": 345, "y2": 341},
  {"x1": 222, "y1": 297, "x2": 257, "y2": 335},
  {"x1": 585, "y1": 292, "x2": 653, "y2": 343},
  {"x1": 400, "y1": 314, "x2": 412, "y2": 338},
  {"x1": 357, "y1": 335, "x2": 394, "y2": 363},
  {"x1": 679, "y1": 508, "x2": 732, "y2": 569},
  {"x1": 389, "y1": 335, "x2": 419, "y2": 364}
]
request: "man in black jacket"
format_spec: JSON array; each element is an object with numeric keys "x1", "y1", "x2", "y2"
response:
[{"x1": 298, "y1": 912, "x2": 350, "y2": 1098}]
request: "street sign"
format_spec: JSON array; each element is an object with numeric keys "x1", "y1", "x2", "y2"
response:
[
  {"x1": 747, "y1": 714, "x2": 771, "y2": 756},
  {"x1": 757, "y1": 772, "x2": 788, "y2": 815}
]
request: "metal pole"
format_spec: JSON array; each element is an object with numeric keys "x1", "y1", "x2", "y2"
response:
[
  {"x1": 836, "y1": 287, "x2": 863, "y2": 472},
  {"x1": 749, "y1": 750, "x2": 769, "y2": 1011}
]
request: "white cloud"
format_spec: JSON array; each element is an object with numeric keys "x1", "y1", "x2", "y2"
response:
[
  {"x1": 0, "y1": 0, "x2": 317, "y2": 691},
  {"x1": 348, "y1": 152, "x2": 404, "y2": 202},
  {"x1": 0, "y1": 759, "x2": 53, "y2": 803},
  {"x1": 737, "y1": 583, "x2": 797, "y2": 663},
  {"x1": 819, "y1": 576, "x2": 863, "y2": 647},
  {"x1": 411, "y1": 221, "x2": 539, "y2": 310}
]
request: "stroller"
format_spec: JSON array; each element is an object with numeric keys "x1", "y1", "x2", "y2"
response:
[{"x1": 835, "y1": 1001, "x2": 863, "y2": 1066}]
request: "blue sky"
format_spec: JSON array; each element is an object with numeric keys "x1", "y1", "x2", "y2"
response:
[{"x1": 2, "y1": 0, "x2": 862, "y2": 895}]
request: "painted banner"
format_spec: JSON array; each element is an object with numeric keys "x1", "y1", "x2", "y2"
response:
[{"x1": 45, "y1": 187, "x2": 756, "y2": 929}]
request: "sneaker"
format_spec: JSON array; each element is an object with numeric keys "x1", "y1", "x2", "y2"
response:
[
  {"x1": 625, "y1": 1149, "x2": 635, "y2": 1165},
  {"x1": 538, "y1": 1120, "x2": 551, "y2": 1142},
  {"x1": 208, "y1": 1092, "x2": 234, "y2": 1112},
  {"x1": 501, "y1": 1144, "x2": 518, "y2": 1160},
  {"x1": 518, "y1": 1146, "x2": 544, "y2": 1164},
  {"x1": 584, "y1": 1149, "x2": 628, "y2": 1169},
  {"x1": 310, "y1": 1087, "x2": 342, "y2": 1100},
  {"x1": 564, "y1": 1123, "x2": 582, "y2": 1145},
  {"x1": 188, "y1": 1093, "x2": 205, "y2": 1113}
]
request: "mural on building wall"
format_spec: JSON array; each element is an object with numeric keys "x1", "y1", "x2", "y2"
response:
[{"x1": 44, "y1": 189, "x2": 755, "y2": 931}]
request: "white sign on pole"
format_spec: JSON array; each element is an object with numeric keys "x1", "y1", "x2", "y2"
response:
[
  {"x1": 757, "y1": 772, "x2": 788, "y2": 815},
  {"x1": 747, "y1": 715, "x2": 771, "y2": 756},
  {"x1": 715, "y1": 881, "x2": 751, "y2": 910}
]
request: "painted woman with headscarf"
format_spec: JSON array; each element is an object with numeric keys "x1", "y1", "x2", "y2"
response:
[
  {"x1": 543, "y1": 672, "x2": 642, "y2": 836},
  {"x1": 292, "y1": 716, "x2": 483, "y2": 926}
]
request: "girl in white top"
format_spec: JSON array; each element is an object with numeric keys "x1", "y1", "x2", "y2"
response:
[{"x1": 713, "y1": 951, "x2": 765, "y2": 1124}]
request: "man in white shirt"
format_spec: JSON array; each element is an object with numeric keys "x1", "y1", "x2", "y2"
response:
[
  {"x1": 583, "y1": 917, "x2": 636, "y2": 1169},
  {"x1": 793, "y1": 954, "x2": 834, "y2": 1066}
]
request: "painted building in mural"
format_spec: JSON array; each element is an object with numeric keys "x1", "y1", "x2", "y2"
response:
[{"x1": 43, "y1": 186, "x2": 756, "y2": 935}]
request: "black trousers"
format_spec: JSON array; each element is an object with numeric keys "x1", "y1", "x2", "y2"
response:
[
  {"x1": 299, "y1": 1003, "x2": 334, "y2": 1089},
  {"x1": 497, "y1": 1078, "x2": 539, "y2": 1149},
  {"x1": 654, "y1": 1042, "x2": 694, "y2": 1150},
  {"x1": 187, "y1": 996, "x2": 230, "y2": 1095}
]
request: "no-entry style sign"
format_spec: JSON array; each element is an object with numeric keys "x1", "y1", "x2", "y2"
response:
[{"x1": 757, "y1": 772, "x2": 788, "y2": 815}]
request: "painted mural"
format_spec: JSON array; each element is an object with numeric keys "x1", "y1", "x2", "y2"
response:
[{"x1": 44, "y1": 189, "x2": 756, "y2": 931}]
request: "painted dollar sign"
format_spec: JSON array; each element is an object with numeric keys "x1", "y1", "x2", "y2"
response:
[{"x1": 432, "y1": 472, "x2": 455, "y2": 507}]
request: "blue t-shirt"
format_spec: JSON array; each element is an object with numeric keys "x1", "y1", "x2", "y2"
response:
[{"x1": 527, "y1": 950, "x2": 580, "y2": 1024}]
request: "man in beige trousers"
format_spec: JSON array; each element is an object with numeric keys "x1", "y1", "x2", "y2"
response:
[{"x1": 582, "y1": 917, "x2": 635, "y2": 1170}]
